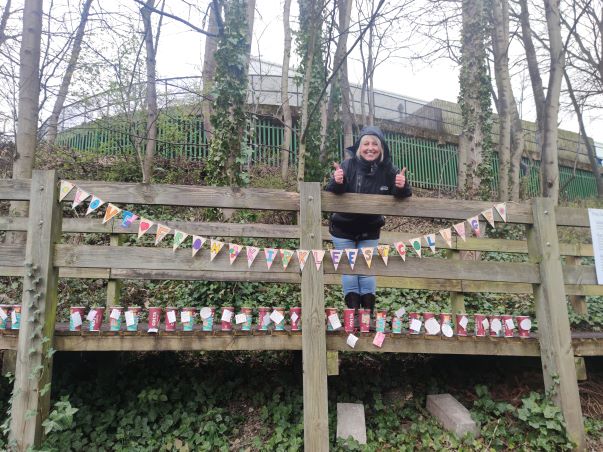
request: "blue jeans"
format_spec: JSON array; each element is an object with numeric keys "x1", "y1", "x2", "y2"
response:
[{"x1": 331, "y1": 237, "x2": 379, "y2": 295}]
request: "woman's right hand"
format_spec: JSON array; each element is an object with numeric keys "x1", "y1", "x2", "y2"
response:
[{"x1": 333, "y1": 162, "x2": 344, "y2": 184}]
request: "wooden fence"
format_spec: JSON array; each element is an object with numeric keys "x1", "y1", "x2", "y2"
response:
[{"x1": 0, "y1": 170, "x2": 601, "y2": 450}]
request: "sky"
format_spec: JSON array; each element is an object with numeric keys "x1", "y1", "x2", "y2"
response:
[{"x1": 154, "y1": 1, "x2": 601, "y2": 145}]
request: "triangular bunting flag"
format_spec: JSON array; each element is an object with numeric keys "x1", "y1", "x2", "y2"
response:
[
  {"x1": 72, "y1": 188, "x2": 90, "y2": 209},
  {"x1": 121, "y1": 211, "x2": 138, "y2": 228},
  {"x1": 296, "y1": 250, "x2": 309, "y2": 271},
  {"x1": 394, "y1": 242, "x2": 406, "y2": 261},
  {"x1": 330, "y1": 249, "x2": 343, "y2": 270},
  {"x1": 210, "y1": 239, "x2": 225, "y2": 261},
  {"x1": 481, "y1": 208, "x2": 495, "y2": 228},
  {"x1": 312, "y1": 249, "x2": 325, "y2": 270},
  {"x1": 280, "y1": 249, "x2": 294, "y2": 270},
  {"x1": 138, "y1": 218, "x2": 154, "y2": 239},
  {"x1": 264, "y1": 248, "x2": 277, "y2": 269},
  {"x1": 494, "y1": 202, "x2": 507, "y2": 222},
  {"x1": 345, "y1": 249, "x2": 358, "y2": 270},
  {"x1": 155, "y1": 224, "x2": 171, "y2": 245},
  {"x1": 361, "y1": 247, "x2": 374, "y2": 268},
  {"x1": 85, "y1": 196, "x2": 104, "y2": 215},
  {"x1": 468, "y1": 215, "x2": 481, "y2": 237},
  {"x1": 59, "y1": 181, "x2": 75, "y2": 201},
  {"x1": 377, "y1": 245, "x2": 389, "y2": 265},
  {"x1": 192, "y1": 236, "x2": 206, "y2": 257},
  {"x1": 409, "y1": 237, "x2": 422, "y2": 258},
  {"x1": 453, "y1": 222, "x2": 466, "y2": 241},
  {"x1": 424, "y1": 233, "x2": 436, "y2": 253},
  {"x1": 246, "y1": 246, "x2": 260, "y2": 267},
  {"x1": 102, "y1": 203, "x2": 121, "y2": 224},
  {"x1": 439, "y1": 228, "x2": 453, "y2": 247},
  {"x1": 228, "y1": 243, "x2": 242, "y2": 264},
  {"x1": 173, "y1": 230, "x2": 189, "y2": 251}
]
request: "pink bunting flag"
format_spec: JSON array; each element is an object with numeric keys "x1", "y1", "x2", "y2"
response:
[
  {"x1": 495, "y1": 202, "x2": 507, "y2": 222},
  {"x1": 121, "y1": 211, "x2": 138, "y2": 228},
  {"x1": 409, "y1": 238, "x2": 422, "y2": 258},
  {"x1": 312, "y1": 249, "x2": 325, "y2": 270},
  {"x1": 330, "y1": 249, "x2": 343, "y2": 270},
  {"x1": 361, "y1": 247, "x2": 374, "y2": 268},
  {"x1": 394, "y1": 242, "x2": 407, "y2": 262},
  {"x1": 191, "y1": 235, "x2": 206, "y2": 257},
  {"x1": 377, "y1": 245, "x2": 389, "y2": 265},
  {"x1": 453, "y1": 222, "x2": 467, "y2": 242},
  {"x1": 468, "y1": 215, "x2": 481, "y2": 237},
  {"x1": 345, "y1": 249, "x2": 358, "y2": 270},
  {"x1": 481, "y1": 208, "x2": 495, "y2": 228},
  {"x1": 296, "y1": 250, "x2": 309, "y2": 271},
  {"x1": 138, "y1": 218, "x2": 154, "y2": 239},
  {"x1": 102, "y1": 203, "x2": 121, "y2": 224},
  {"x1": 155, "y1": 224, "x2": 171, "y2": 245},
  {"x1": 85, "y1": 196, "x2": 104, "y2": 215},
  {"x1": 59, "y1": 181, "x2": 75, "y2": 201},
  {"x1": 210, "y1": 239, "x2": 225, "y2": 261},
  {"x1": 246, "y1": 246, "x2": 260, "y2": 267},
  {"x1": 424, "y1": 233, "x2": 436, "y2": 253},
  {"x1": 228, "y1": 243, "x2": 242, "y2": 264},
  {"x1": 439, "y1": 228, "x2": 453, "y2": 247},
  {"x1": 280, "y1": 249, "x2": 294, "y2": 269},
  {"x1": 72, "y1": 188, "x2": 90, "y2": 209},
  {"x1": 173, "y1": 230, "x2": 189, "y2": 251},
  {"x1": 264, "y1": 248, "x2": 277, "y2": 269}
]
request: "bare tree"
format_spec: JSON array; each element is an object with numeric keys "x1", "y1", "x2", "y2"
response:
[
  {"x1": 201, "y1": 2, "x2": 221, "y2": 137},
  {"x1": 280, "y1": 0, "x2": 293, "y2": 180},
  {"x1": 0, "y1": 0, "x2": 14, "y2": 49}
]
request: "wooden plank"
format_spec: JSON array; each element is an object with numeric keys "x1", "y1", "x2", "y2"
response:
[
  {"x1": 449, "y1": 251, "x2": 466, "y2": 319},
  {"x1": 106, "y1": 235, "x2": 123, "y2": 308},
  {"x1": 10, "y1": 170, "x2": 63, "y2": 450},
  {"x1": 556, "y1": 206, "x2": 589, "y2": 227},
  {"x1": 0, "y1": 179, "x2": 31, "y2": 201},
  {"x1": 322, "y1": 192, "x2": 533, "y2": 224},
  {"x1": 300, "y1": 183, "x2": 329, "y2": 451},
  {"x1": 0, "y1": 245, "x2": 25, "y2": 266},
  {"x1": 110, "y1": 268, "x2": 301, "y2": 283},
  {"x1": 64, "y1": 181, "x2": 301, "y2": 211},
  {"x1": 565, "y1": 285, "x2": 603, "y2": 296},
  {"x1": 527, "y1": 198, "x2": 585, "y2": 450},
  {"x1": 563, "y1": 265, "x2": 598, "y2": 285}
]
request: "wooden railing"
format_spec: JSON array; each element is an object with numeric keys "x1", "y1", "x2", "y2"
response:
[{"x1": 0, "y1": 170, "x2": 599, "y2": 450}]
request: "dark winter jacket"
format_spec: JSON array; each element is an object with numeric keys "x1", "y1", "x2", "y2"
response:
[{"x1": 325, "y1": 126, "x2": 412, "y2": 240}]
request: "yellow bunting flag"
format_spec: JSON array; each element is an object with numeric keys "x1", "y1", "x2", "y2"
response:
[
  {"x1": 439, "y1": 228, "x2": 452, "y2": 247},
  {"x1": 453, "y1": 222, "x2": 466, "y2": 241},
  {"x1": 481, "y1": 208, "x2": 495, "y2": 228},
  {"x1": 394, "y1": 242, "x2": 406, "y2": 261},
  {"x1": 173, "y1": 230, "x2": 189, "y2": 251},
  {"x1": 138, "y1": 218, "x2": 154, "y2": 239},
  {"x1": 468, "y1": 215, "x2": 481, "y2": 237},
  {"x1": 102, "y1": 203, "x2": 121, "y2": 224},
  {"x1": 361, "y1": 247, "x2": 374, "y2": 268},
  {"x1": 191, "y1": 235, "x2": 206, "y2": 256},
  {"x1": 280, "y1": 249, "x2": 294, "y2": 270},
  {"x1": 228, "y1": 243, "x2": 242, "y2": 264},
  {"x1": 296, "y1": 250, "x2": 309, "y2": 271},
  {"x1": 210, "y1": 239, "x2": 225, "y2": 261},
  {"x1": 424, "y1": 233, "x2": 436, "y2": 253},
  {"x1": 494, "y1": 202, "x2": 507, "y2": 222},
  {"x1": 409, "y1": 237, "x2": 422, "y2": 258},
  {"x1": 59, "y1": 181, "x2": 75, "y2": 201},
  {"x1": 312, "y1": 249, "x2": 325, "y2": 270},
  {"x1": 155, "y1": 224, "x2": 171, "y2": 245},
  {"x1": 377, "y1": 245, "x2": 389, "y2": 265},
  {"x1": 72, "y1": 188, "x2": 90, "y2": 209}
]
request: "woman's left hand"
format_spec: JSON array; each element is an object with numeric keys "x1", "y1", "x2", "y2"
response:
[{"x1": 395, "y1": 167, "x2": 407, "y2": 188}]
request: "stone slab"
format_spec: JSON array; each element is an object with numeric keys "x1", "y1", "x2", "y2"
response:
[
  {"x1": 426, "y1": 393, "x2": 480, "y2": 437},
  {"x1": 337, "y1": 402, "x2": 367, "y2": 445}
]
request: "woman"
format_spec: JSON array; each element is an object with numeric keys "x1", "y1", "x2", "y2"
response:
[{"x1": 325, "y1": 126, "x2": 412, "y2": 315}]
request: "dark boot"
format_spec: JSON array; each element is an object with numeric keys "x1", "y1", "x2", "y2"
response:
[
  {"x1": 361, "y1": 293, "x2": 376, "y2": 317},
  {"x1": 344, "y1": 292, "x2": 361, "y2": 309}
]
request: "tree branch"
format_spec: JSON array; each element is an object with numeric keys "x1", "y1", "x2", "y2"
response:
[{"x1": 133, "y1": 0, "x2": 221, "y2": 37}]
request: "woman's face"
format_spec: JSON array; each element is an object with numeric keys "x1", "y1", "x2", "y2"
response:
[{"x1": 358, "y1": 136, "x2": 382, "y2": 162}]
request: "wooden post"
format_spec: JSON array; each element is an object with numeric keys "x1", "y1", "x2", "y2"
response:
[
  {"x1": 10, "y1": 170, "x2": 62, "y2": 450},
  {"x1": 106, "y1": 233, "x2": 123, "y2": 308},
  {"x1": 527, "y1": 197, "x2": 585, "y2": 450},
  {"x1": 448, "y1": 250, "x2": 466, "y2": 319},
  {"x1": 565, "y1": 256, "x2": 588, "y2": 316},
  {"x1": 299, "y1": 182, "x2": 329, "y2": 451}
]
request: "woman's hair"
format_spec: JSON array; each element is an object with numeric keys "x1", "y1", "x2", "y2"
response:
[{"x1": 356, "y1": 134, "x2": 384, "y2": 162}]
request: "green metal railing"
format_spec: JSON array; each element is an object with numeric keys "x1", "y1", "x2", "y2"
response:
[{"x1": 56, "y1": 116, "x2": 599, "y2": 201}]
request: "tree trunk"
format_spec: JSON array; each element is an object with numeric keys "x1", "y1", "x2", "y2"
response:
[
  {"x1": 367, "y1": 23, "x2": 375, "y2": 125},
  {"x1": 541, "y1": 0, "x2": 564, "y2": 202},
  {"x1": 45, "y1": 0, "x2": 94, "y2": 146},
  {"x1": 8, "y1": 0, "x2": 43, "y2": 245},
  {"x1": 201, "y1": 2, "x2": 220, "y2": 140},
  {"x1": 141, "y1": 0, "x2": 158, "y2": 183},
  {"x1": 0, "y1": 0, "x2": 12, "y2": 49},
  {"x1": 509, "y1": 104, "x2": 524, "y2": 201},
  {"x1": 298, "y1": 31, "x2": 316, "y2": 182},
  {"x1": 280, "y1": 0, "x2": 292, "y2": 180}
]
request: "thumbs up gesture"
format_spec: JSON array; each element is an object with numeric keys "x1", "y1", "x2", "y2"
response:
[
  {"x1": 395, "y1": 167, "x2": 407, "y2": 188},
  {"x1": 333, "y1": 162, "x2": 344, "y2": 184}
]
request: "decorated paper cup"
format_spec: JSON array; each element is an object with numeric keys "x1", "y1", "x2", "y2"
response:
[
  {"x1": 489, "y1": 315, "x2": 503, "y2": 337},
  {"x1": 69, "y1": 306, "x2": 86, "y2": 332},
  {"x1": 200, "y1": 306, "x2": 215, "y2": 332},
  {"x1": 88, "y1": 307, "x2": 104, "y2": 332},
  {"x1": 165, "y1": 307, "x2": 178, "y2": 332},
  {"x1": 221, "y1": 306, "x2": 234, "y2": 331},
  {"x1": 273, "y1": 307, "x2": 286, "y2": 331},
  {"x1": 408, "y1": 312, "x2": 421, "y2": 335},
  {"x1": 0, "y1": 304, "x2": 11, "y2": 330},
  {"x1": 391, "y1": 316, "x2": 402, "y2": 334},
  {"x1": 147, "y1": 307, "x2": 162, "y2": 333},
  {"x1": 343, "y1": 308, "x2": 355, "y2": 333},
  {"x1": 258, "y1": 307, "x2": 271, "y2": 331},
  {"x1": 359, "y1": 309, "x2": 371, "y2": 333},
  {"x1": 516, "y1": 315, "x2": 532, "y2": 338},
  {"x1": 181, "y1": 307, "x2": 197, "y2": 332},
  {"x1": 325, "y1": 307, "x2": 338, "y2": 331},
  {"x1": 375, "y1": 309, "x2": 387, "y2": 333},
  {"x1": 126, "y1": 306, "x2": 142, "y2": 332},
  {"x1": 108, "y1": 306, "x2": 123, "y2": 331},
  {"x1": 501, "y1": 314, "x2": 515, "y2": 338},
  {"x1": 440, "y1": 313, "x2": 453, "y2": 338},
  {"x1": 455, "y1": 313, "x2": 469, "y2": 337},
  {"x1": 240, "y1": 307, "x2": 253, "y2": 332},
  {"x1": 423, "y1": 312, "x2": 440, "y2": 335},
  {"x1": 289, "y1": 307, "x2": 301, "y2": 331},
  {"x1": 474, "y1": 314, "x2": 488, "y2": 337}
]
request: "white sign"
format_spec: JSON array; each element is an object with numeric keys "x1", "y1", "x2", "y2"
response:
[
  {"x1": 505, "y1": 318, "x2": 515, "y2": 330},
  {"x1": 410, "y1": 318, "x2": 422, "y2": 332},
  {"x1": 291, "y1": 312, "x2": 299, "y2": 323},
  {"x1": 167, "y1": 310, "x2": 177, "y2": 324},
  {"x1": 125, "y1": 311, "x2": 135, "y2": 326},
  {"x1": 589, "y1": 208, "x2": 603, "y2": 284},
  {"x1": 181, "y1": 311, "x2": 191, "y2": 323},
  {"x1": 200, "y1": 307, "x2": 213, "y2": 320},
  {"x1": 235, "y1": 313, "x2": 247, "y2": 325},
  {"x1": 481, "y1": 318, "x2": 490, "y2": 330},
  {"x1": 70, "y1": 312, "x2": 82, "y2": 327},
  {"x1": 221, "y1": 309, "x2": 233, "y2": 323},
  {"x1": 394, "y1": 307, "x2": 406, "y2": 319},
  {"x1": 459, "y1": 316, "x2": 468, "y2": 329},
  {"x1": 11, "y1": 310, "x2": 17, "y2": 325},
  {"x1": 0, "y1": 308, "x2": 7, "y2": 320},
  {"x1": 491, "y1": 318, "x2": 502, "y2": 333},
  {"x1": 328, "y1": 313, "x2": 342, "y2": 330},
  {"x1": 425, "y1": 317, "x2": 440, "y2": 335},
  {"x1": 520, "y1": 318, "x2": 532, "y2": 331},
  {"x1": 110, "y1": 309, "x2": 121, "y2": 320},
  {"x1": 270, "y1": 310, "x2": 284, "y2": 325},
  {"x1": 86, "y1": 310, "x2": 97, "y2": 322},
  {"x1": 346, "y1": 334, "x2": 359, "y2": 348},
  {"x1": 442, "y1": 324, "x2": 454, "y2": 337}
]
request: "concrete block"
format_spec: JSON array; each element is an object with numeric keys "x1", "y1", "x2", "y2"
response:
[
  {"x1": 337, "y1": 403, "x2": 367, "y2": 445},
  {"x1": 426, "y1": 393, "x2": 480, "y2": 438}
]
